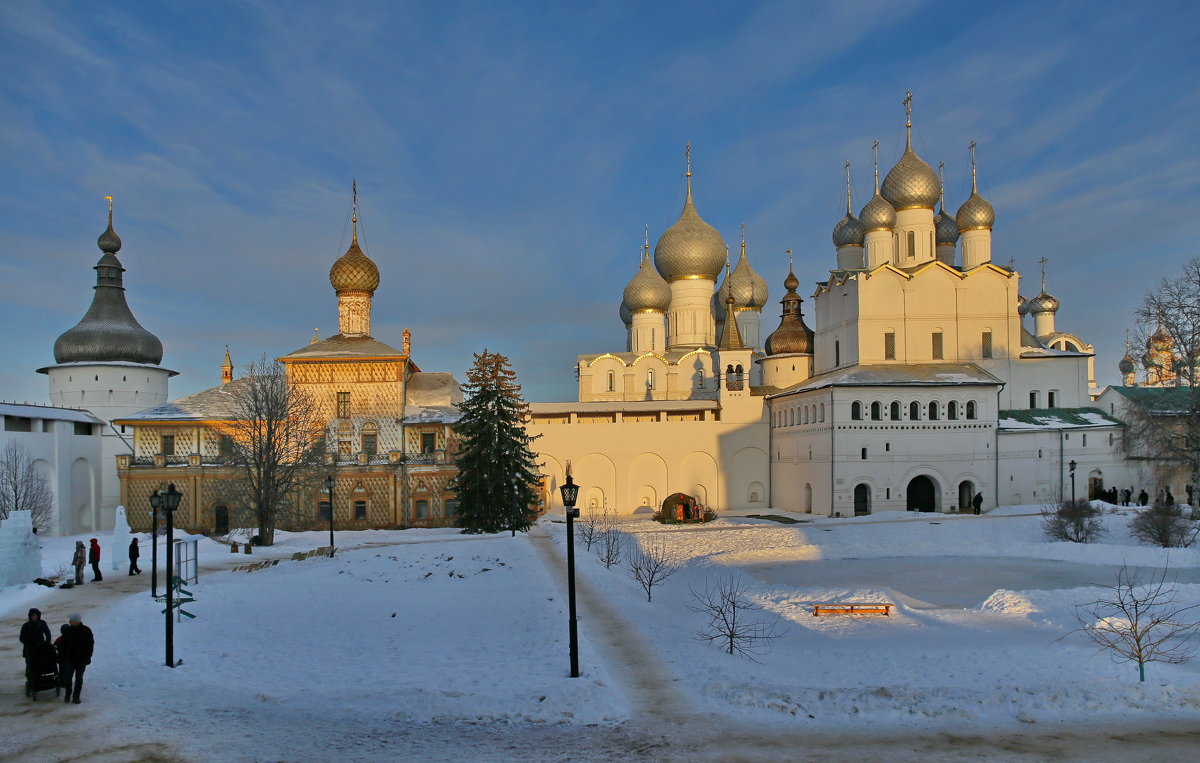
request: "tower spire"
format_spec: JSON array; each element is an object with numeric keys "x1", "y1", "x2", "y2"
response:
[
  {"x1": 643, "y1": 223, "x2": 650, "y2": 261},
  {"x1": 903, "y1": 90, "x2": 913, "y2": 150},
  {"x1": 351, "y1": 179, "x2": 359, "y2": 245},
  {"x1": 872, "y1": 140, "x2": 880, "y2": 192},
  {"x1": 969, "y1": 141, "x2": 978, "y2": 194},
  {"x1": 844, "y1": 160, "x2": 853, "y2": 215},
  {"x1": 938, "y1": 161, "x2": 946, "y2": 212},
  {"x1": 1038, "y1": 256, "x2": 1048, "y2": 292},
  {"x1": 684, "y1": 142, "x2": 693, "y2": 203},
  {"x1": 740, "y1": 223, "x2": 746, "y2": 258},
  {"x1": 221, "y1": 344, "x2": 233, "y2": 384}
]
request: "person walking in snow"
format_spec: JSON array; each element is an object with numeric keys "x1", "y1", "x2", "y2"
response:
[
  {"x1": 1138, "y1": 489, "x2": 1148, "y2": 506},
  {"x1": 1166, "y1": 489, "x2": 1175, "y2": 507},
  {"x1": 20, "y1": 608, "x2": 52, "y2": 677},
  {"x1": 88, "y1": 538, "x2": 102, "y2": 582},
  {"x1": 971, "y1": 492, "x2": 983, "y2": 515},
  {"x1": 58, "y1": 614, "x2": 93, "y2": 704},
  {"x1": 72, "y1": 541, "x2": 86, "y2": 585},
  {"x1": 128, "y1": 537, "x2": 141, "y2": 575}
]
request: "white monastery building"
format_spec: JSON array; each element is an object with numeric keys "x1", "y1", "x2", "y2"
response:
[{"x1": 533, "y1": 95, "x2": 1133, "y2": 517}]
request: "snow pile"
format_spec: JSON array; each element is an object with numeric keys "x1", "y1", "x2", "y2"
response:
[
  {"x1": 978, "y1": 589, "x2": 1039, "y2": 614},
  {"x1": 0, "y1": 510, "x2": 41, "y2": 588}
]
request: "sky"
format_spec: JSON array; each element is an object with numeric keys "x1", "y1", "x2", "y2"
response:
[{"x1": 2, "y1": 0, "x2": 1198, "y2": 406}]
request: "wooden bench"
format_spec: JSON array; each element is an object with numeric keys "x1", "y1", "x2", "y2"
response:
[{"x1": 812, "y1": 603, "x2": 893, "y2": 617}]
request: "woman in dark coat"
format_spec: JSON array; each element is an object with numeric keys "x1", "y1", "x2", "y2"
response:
[
  {"x1": 88, "y1": 538, "x2": 103, "y2": 582},
  {"x1": 19, "y1": 608, "x2": 51, "y2": 658},
  {"x1": 128, "y1": 537, "x2": 141, "y2": 575}
]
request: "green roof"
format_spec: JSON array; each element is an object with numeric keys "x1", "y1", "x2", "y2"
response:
[
  {"x1": 998, "y1": 406, "x2": 1124, "y2": 431},
  {"x1": 1108, "y1": 385, "x2": 1198, "y2": 414}
]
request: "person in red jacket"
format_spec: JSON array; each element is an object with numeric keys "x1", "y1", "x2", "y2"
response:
[{"x1": 88, "y1": 538, "x2": 102, "y2": 582}]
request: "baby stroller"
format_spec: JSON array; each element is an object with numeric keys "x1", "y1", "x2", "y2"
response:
[{"x1": 24, "y1": 642, "x2": 60, "y2": 701}]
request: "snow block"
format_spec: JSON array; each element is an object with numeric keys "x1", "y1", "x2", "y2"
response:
[
  {"x1": 111, "y1": 505, "x2": 131, "y2": 571},
  {"x1": 0, "y1": 510, "x2": 42, "y2": 588}
]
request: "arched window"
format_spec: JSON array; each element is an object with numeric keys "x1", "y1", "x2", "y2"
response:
[
  {"x1": 697, "y1": 369, "x2": 704, "y2": 389},
  {"x1": 607, "y1": 371, "x2": 615, "y2": 392},
  {"x1": 871, "y1": 401, "x2": 882, "y2": 421},
  {"x1": 948, "y1": 401, "x2": 959, "y2": 420},
  {"x1": 966, "y1": 401, "x2": 977, "y2": 420},
  {"x1": 788, "y1": 409, "x2": 794, "y2": 426},
  {"x1": 861, "y1": 447, "x2": 868, "y2": 460},
  {"x1": 819, "y1": 402, "x2": 825, "y2": 422},
  {"x1": 803, "y1": 407, "x2": 809, "y2": 424},
  {"x1": 928, "y1": 402, "x2": 939, "y2": 421},
  {"x1": 851, "y1": 401, "x2": 863, "y2": 420},
  {"x1": 890, "y1": 401, "x2": 901, "y2": 420},
  {"x1": 909, "y1": 401, "x2": 921, "y2": 421},
  {"x1": 647, "y1": 369, "x2": 655, "y2": 389},
  {"x1": 735, "y1": 364, "x2": 745, "y2": 389}
]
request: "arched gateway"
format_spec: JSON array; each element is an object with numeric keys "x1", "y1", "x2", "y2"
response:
[{"x1": 907, "y1": 475, "x2": 938, "y2": 512}]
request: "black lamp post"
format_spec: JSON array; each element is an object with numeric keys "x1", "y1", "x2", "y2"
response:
[
  {"x1": 148, "y1": 489, "x2": 161, "y2": 598},
  {"x1": 558, "y1": 473, "x2": 581, "y2": 678},
  {"x1": 324, "y1": 475, "x2": 336, "y2": 558},
  {"x1": 1069, "y1": 460, "x2": 1078, "y2": 505},
  {"x1": 160, "y1": 482, "x2": 182, "y2": 668}
]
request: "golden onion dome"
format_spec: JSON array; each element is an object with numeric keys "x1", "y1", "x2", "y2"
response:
[
  {"x1": 1118, "y1": 354, "x2": 1136, "y2": 374},
  {"x1": 329, "y1": 231, "x2": 380, "y2": 293},
  {"x1": 623, "y1": 253, "x2": 671, "y2": 312},
  {"x1": 1027, "y1": 291, "x2": 1059, "y2": 314},
  {"x1": 934, "y1": 208, "x2": 960, "y2": 245},
  {"x1": 653, "y1": 175, "x2": 727, "y2": 282},
  {"x1": 881, "y1": 147, "x2": 941, "y2": 210},
  {"x1": 956, "y1": 191, "x2": 995, "y2": 231},
  {"x1": 859, "y1": 192, "x2": 896, "y2": 232},
  {"x1": 832, "y1": 212, "x2": 866, "y2": 248},
  {"x1": 1149, "y1": 326, "x2": 1172, "y2": 351}
]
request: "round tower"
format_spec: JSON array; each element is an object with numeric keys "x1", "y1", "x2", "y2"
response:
[
  {"x1": 38, "y1": 199, "x2": 176, "y2": 533},
  {"x1": 654, "y1": 145, "x2": 726, "y2": 349},
  {"x1": 760, "y1": 259, "x2": 815, "y2": 389},
  {"x1": 328, "y1": 183, "x2": 380, "y2": 338}
]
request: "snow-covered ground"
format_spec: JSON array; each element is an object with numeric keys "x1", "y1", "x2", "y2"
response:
[{"x1": 3, "y1": 504, "x2": 1200, "y2": 760}]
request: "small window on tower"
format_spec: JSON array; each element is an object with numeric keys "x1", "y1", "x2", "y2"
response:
[
  {"x1": 982, "y1": 331, "x2": 993, "y2": 359},
  {"x1": 336, "y1": 391, "x2": 351, "y2": 419},
  {"x1": 607, "y1": 371, "x2": 614, "y2": 392},
  {"x1": 884, "y1": 332, "x2": 896, "y2": 360},
  {"x1": 835, "y1": 340, "x2": 841, "y2": 366},
  {"x1": 932, "y1": 331, "x2": 944, "y2": 360},
  {"x1": 907, "y1": 230, "x2": 916, "y2": 260}
]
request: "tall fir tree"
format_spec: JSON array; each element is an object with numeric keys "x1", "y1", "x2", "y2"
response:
[{"x1": 451, "y1": 350, "x2": 540, "y2": 534}]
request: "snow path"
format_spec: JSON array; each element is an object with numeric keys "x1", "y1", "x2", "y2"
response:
[{"x1": 528, "y1": 526, "x2": 696, "y2": 733}]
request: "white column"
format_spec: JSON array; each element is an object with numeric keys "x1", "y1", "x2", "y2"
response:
[
  {"x1": 960, "y1": 229, "x2": 992, "y2": 269},
  {"x1": 836, "y1": 244, "x2": 864, "y2": 270},
  {"x1": 893, "y1": 208, "x2": 937, "y2": 266},
  {"x1": 667, "y1": 278, "x2": 717, "y2": 348},
  {"x1": 630, "y1": 311, "x2": 666, "y2": 353},
  {"x1": 864, "y1": 230, "x2": 894, "y2": 269}
]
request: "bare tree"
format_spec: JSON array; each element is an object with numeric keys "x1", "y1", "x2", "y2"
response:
[
  {"x1": 219, "y1": 356, "x2": 325, "y2": 546},
  {"x1": 624, "y1": 534, "x2": 680, "y2": 602},
  {"x1": 1130, "y1": 504, "x2": 1200, "y2": 548},
  {"x1": 1122, "y1": 257, "x2": 1200, "y2": 489},
  {"x1": 577, "y1": 505, "x2": 603, "y2": 551},
  {"x1": 595, "y1": 519, "x2": 623, "y2": 570},
  {"x1": 688, "y1": 575, "x2": 785, "y2": 660},
  {"x1": 1067, "y1": 565, "x2": 1200, "y2": 682},
  {"x1": 1042, "y1": 499, "x2": 1107, "y2": 543},
  {"x1": 0, "y1": 442, "x2": 55, "y2": 533}
]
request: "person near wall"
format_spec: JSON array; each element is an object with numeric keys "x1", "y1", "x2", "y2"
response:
[
  {"x1": 88, "y1": 538, "x2": 103, "y2": 582},
  {"x1": 971, "y1": 492, "x2": 983, "y2": 515},
  {"x1": 58, "y1": 614, "x2": 94, "y2": 704},
  {"x1": 72, "y1": 541, "x2": 86, "y2": 585}
]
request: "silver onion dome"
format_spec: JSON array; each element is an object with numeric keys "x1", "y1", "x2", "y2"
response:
[
  {"x1": 619, "y1": 300, "x2": 632, "y2": 326},
  {"x1": 1027, "y1": 291, "x2": 1060, "y2": 314},
  {"x1": 725, "y1": 245, "x2": 769, "y2": 310},
  {"x1": 956, "y1": 191, "x2": 996, "y2": 231},
  {"x1": 832, "y1": 212, "x2": 866, "y2": 248},
  {"x1": 623, "y1": 254, "x2": 671, "y2": 312},
  {"x1": 53, "y1": 206, "x2": 164, "y2": 365},
  {"x1": 859, "y1": 192, "x2": 896, "y2": 231},
  {"x1": 881, "y1": 148, "x2": 940, "y2": 210},
  {"x1": 1017, "y1": 294, "x2": 1029, "y2": 316},
  {"x1": 934, "y1": 208, "x2": 960, "y2": 245},
  {"x1": 653, "y1": 176, "x2": 727, "y2": 282}
]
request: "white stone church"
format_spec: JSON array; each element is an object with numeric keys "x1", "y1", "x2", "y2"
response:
[{"x1": 531, "y1": 97, "x2": 1132, "y2": 517}]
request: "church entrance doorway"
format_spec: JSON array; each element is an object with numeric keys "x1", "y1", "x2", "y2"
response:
[
  {"x1": 213, "y1": 504, "x2": 229, "y2": 536},
  {"x1": 907, "y1": 475, "x2": 937, "y2": 512},
  {"x1": 853, "y1": 484, "x2": 871, "y2": 516},
  {"x1": 1088, "y1": 470, "x2": 1104, "y2": 500},
  {"x1": 958, "y1": 481, "x2": 975, "y2": 512}
]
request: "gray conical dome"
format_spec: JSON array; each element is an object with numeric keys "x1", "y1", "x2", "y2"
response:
[
  {"x1": 934, "y1": 206, "x2": 960, "y2": 245},
  {"x1": 53, "y1": 207, "x2": 163, "y2": 365},
  {"x1": 833, "y1": 212, "x2": 866, "y2": 247},
  {"x1": 623, "y1": 253, "x2": 671, "y2": 312},
  {"x1": 726, "y1": 244, "x2": 769, "y2": 310}
]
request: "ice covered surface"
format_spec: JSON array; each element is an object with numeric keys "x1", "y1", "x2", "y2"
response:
[{"x1": 0, "y1": 510, "x2": 40, "y2": 589}]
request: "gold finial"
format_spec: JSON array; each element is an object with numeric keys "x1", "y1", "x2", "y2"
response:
[
  {"x1": 844, "y1": 160, "x2": 853, "y2": 215},
  {"x1": 1038, "y1": 256, "x2": 1048, "y2": 292},
  {"x1": 740, "y1": 222, "x2": 746, "y2": 258},
  {"x1": 903, "y1": 90, "x2": 913, "y2": 148},
  {"x1": 644, "y1": 223, "x2": 649, "y2": 260},
  {"x1": 685, "y1": 142, "x2": 691, "y2": 178},
  {"x1": 725, "y1": 259, "x2": 734, "y2": 304},
  {"x1": 351, "y1": 179, "x2": 359, "y2": 244},
  {"x1": 872, "y1": 140, "x2": 880, "y2": 192},
  {"x1": 311, "y1": 328, "x2": 319, "y2": 345},
  {"x1": 104, "y1": 195, "x2": 113, "y2": 226},
  {"x1": 787, "y1": 249, "x2": 793, "y2": 271},
  {"x1": 969, "y1": 141, "x2": 978, "y2": 193},
  {"x1": 938, "y1": 161, "x2": 946, "y2": 211}
]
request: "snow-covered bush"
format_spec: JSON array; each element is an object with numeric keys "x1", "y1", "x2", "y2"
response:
[
  {"x1": 1130, "y1": 504, "x2": 1200, "y2": 548},
  {"x1": 1042, "y1": 499, "x2": 1107, "y2": 543}
]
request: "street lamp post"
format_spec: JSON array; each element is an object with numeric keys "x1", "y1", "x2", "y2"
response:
[
  {"x1": 160, "y1": 483, "x2": 182, "y2": 668},
  {"x1": 148, "y1": 490, "x2": 161, "y2": 598},
  {"x1": 324, "y1": 475, "x2": 336, "y2": 558},
  {"x1": 558, "y1": 473, "x2": 581, "y2": 678},
  {"x1": 1069, "y1": 460, "x2": 1078, "y2": 505}
]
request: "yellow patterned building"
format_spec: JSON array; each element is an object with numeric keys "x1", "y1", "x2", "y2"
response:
[{"x1": 114, "y1": 198, "x2": 464, "y2": 534}]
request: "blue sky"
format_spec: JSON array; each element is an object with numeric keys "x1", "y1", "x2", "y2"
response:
[{"x1": 2, "y1": 0, "x2": 1197, "y2": 405}]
